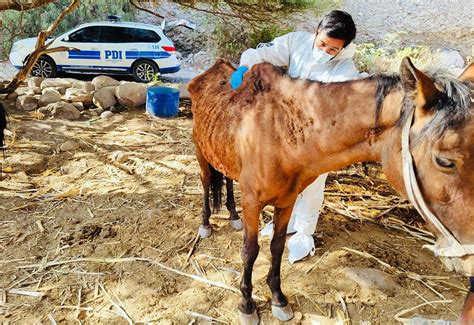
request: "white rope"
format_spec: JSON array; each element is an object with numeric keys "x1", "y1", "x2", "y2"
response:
[{"x1": 401, "y1": 108, "x2": 474, "y2": 257}]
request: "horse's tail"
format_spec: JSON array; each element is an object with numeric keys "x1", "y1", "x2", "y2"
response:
[
  {"x1": 210, "y1": 164, "x2": 224, "y2": 213},
  {"x1": 0, "y1": 102, "x2": 7, "y2": 156}
]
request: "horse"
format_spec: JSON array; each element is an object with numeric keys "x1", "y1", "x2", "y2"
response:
[
  {"x1": 0, "y1": 102, "x2": 6, "y2": 152},
  {"x1": 188, "y1": 57, "x2": 474, "y2": 324}
]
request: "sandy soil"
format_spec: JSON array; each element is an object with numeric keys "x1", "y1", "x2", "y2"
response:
[{"x1": 0, "y1": 104, "x2": 470, "y2": 324}]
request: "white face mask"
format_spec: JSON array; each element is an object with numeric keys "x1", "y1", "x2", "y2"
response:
[{"x1": 312, "y1": 47, "x2": 334, "y2": 64}]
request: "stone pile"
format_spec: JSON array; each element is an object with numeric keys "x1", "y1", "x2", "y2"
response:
[{"x1": 9, "y1": 76, "x2": 150, "y2": 120}]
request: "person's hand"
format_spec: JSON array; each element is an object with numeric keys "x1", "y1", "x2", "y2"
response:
[{"x1": 230, "y1": 66, "x2": 249, "y2": 90}]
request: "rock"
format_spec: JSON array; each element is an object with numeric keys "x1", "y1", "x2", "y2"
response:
[
  {"x1": 93, "y1": 86, "x2": 117, "y2": 109},
  {"x1": 115, "y1": 82, "x2": 148, "y2": 107},
  {"x1": 60, "y1": 140, "x2": 80, "y2": 151},
  {"x1": 16, "y1": 95, "x2": 38, "y2": 111},
  {"x1": 15, "y1": 87, "x2": 31, "y2": 96},
  {"x1": 100, "y1": 110, "x2": 114, "y2": 119},
  {"x1": 71, "y1": 102, "x2": 84, "y2": 111},
  {"x1": 111, "y1": 150, "x2": 129, "y2": 163},
  {"x1": 91, "y1": 75, "x2": 120, "y2": 91},
  {"x1": 5, "y1": 151, "x2": 47, "y2": 174},
  {"x1": 65, "y1": 88, "x2": 93, "y2": 106},
  {"x1": 55, "y1": 87, "x2": 67, "y2": 95},
  {"x1": 6, "y1": 92, "x2": 18, "y2": 100},
  {"x1": 43, "y1": 102, "x2": 81, "y2": 120},
  {"x1": 38, "y1": 89, "x2": 62, "y2": 107},
  {"x1": 28, "y1": 77, "x2": 44, "y2": 88},
  {"x1": 40, "y1": 78, "x2": 75, "y2": 89},
  {"x1": 342, "y1": 268, "x2": 400, "y2": 294},
  {"x1": 434, "y1": 49, "x2": 465, "y2": 69},
  {"x1": 179, "y1": 83, "x2": 190, "y2": 99},
  {"x1": 41, "y1": 87, "x2": 60, "y2": 95},
  {"x1": 72, "y1": 81, "x2": 95, "y2": 93}
]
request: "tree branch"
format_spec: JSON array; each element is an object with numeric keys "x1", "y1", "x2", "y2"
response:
[
  {"x1": 0, "y1": 0, "x2": 80, "y2": 94},
  {"x1": 129, "y1": 0, "x2": 164, "y2": 19},
  {"x1": 0, "y1": 0, "x2": 57, "y2": 11}
]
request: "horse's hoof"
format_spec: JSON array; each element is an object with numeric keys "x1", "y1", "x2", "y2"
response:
[
  {"x1": 239, "y1": 309, "x2": 259, "y2": 325},
  {"x1": 198, "y1": 225, "x2": 212, "y2": 238},
  {"x1": 272, "y1": 304, "x2": 294, "y2": 321},
  {"x1": 230, "y1": 218, "x2": 243, "y2": 231}
]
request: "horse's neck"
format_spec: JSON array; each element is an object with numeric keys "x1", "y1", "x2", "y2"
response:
[{"x1": 292, "y1": 79, "x2": 403, "y2": 173}]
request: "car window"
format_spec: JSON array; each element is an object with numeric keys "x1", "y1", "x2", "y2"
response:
[
  {"x1": 100, "y1": 26, "x2": 135, "y2": 43},
  {"x1": 68, "y1": 26, "x2": 101, "y2": 43},
  {"x1": 133, "y1": 29, "x2": 161, "y2": 43}
]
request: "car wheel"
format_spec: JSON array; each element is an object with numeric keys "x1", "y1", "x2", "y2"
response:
[
  {"x1": 132, "y1": 59, "x2": 159, "y2": 83},
  {"x1": 31, "y1": 56, "x2": 57, "y2": 78}
]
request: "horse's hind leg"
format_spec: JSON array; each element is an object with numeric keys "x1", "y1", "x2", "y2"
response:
[
  {"x1": 225, "y1": 177, "x2": 242, "y2": 231},
  {"x1": 195, "y1": 145, "x2": 212, "y2": 238},
  {"x1": 267, "y1": 205, "x2": 295, "y2": 321}
]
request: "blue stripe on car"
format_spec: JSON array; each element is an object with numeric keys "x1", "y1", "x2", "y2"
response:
[
  {"x1": 68, "y1": 50, "x2": 101, "y2": 59},
  {"x1": 125, "y1": 51, "x2": 170, "y2": 59}
]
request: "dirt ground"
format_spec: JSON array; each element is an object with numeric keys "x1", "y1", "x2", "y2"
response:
[{"x1": 0, "y1": 103, "x2": 470, "y2": 324}]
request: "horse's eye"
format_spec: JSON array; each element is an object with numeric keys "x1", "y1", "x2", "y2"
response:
[{"x1": 435, "y1": 157, "x2": 456, "y2": 170}]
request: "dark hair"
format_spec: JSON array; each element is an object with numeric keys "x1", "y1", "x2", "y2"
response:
[
  {"x1": 317, "y1": 10, "x2": 356, "y2": 47},
  {"x1": 0, "y1": 102, "x2": 6, "y2": 152}
]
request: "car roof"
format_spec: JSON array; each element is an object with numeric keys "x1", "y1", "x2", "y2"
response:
[{"x1": 77, "y1": 21, "x2": 162, "y2": 31}]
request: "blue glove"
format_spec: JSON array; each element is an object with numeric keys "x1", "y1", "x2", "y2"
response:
[{"x1": 230, "y1": 66, "x2": 249, "y2": 90}]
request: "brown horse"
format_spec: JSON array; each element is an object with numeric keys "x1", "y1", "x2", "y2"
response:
[
  {"x1": 0, "y1": 103, "x2": 6, "y2": 151},
  {"x1": 189, "y1": 58, "x2": 474, "y2": 324}
]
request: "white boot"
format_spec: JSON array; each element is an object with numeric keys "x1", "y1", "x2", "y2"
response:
[{"x1": 287, "y1": 173, "x2": 328, "y2": 264}]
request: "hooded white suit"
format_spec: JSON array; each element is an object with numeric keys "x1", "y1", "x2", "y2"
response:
[{"x1": 239, "y1": 31, "x2": 360, "y2": 263}]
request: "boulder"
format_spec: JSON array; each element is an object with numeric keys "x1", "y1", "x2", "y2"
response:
[
  {"x1": 28, "y1": 77, "x2": 44, "y2": 88},
  {"x1": 179, "y1": 83, "x2": 190, "y2": 99},
  {"x1": 40, "y1": 78, "x2": 75, "y2": 89},
  {"x1": 93, "y1": 86, "x2": 117, "y2": 109},
  {"x1": 65, "y1": 88, "x2": 93, "y2": 106},
  {"x1": 16, "y1": 95, "x2": 38, "y2": 111},
  {"x1": 115, "y1": 82, "x2": 148, "y2": 107},
  {"x1": 15, "y1": 87, "x2": 31, "y2": 96},
  {"x1": 6, "y1": 92, "x2": 18, "y2": 100},
  {"x1": 91, "y1": 75, "x2": 120, "y2": 91},
  {"x1": 100, "y1": 110, "x2": 114, "y2": 119},
  {"x1": 435, "y1": 49, "x2": 465, "y2": 69},
  {"x1": 71, "y1": 102, "x2": 84, "y2": 111},
  {"x1": 38, "y1": 89, "x2": 62, "y2": 107},
  {"x1": 72, "y1": 81, "x2": 95, "y2": 93},
  {"x1": 43, "y1": 101, "x2": 81, "y2": 120}
]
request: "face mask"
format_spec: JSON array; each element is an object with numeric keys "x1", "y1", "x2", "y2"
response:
[{"x1": 312, "y1": 47, "x2": 334, "y2": 64}]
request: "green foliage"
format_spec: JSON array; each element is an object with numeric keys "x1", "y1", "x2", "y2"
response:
[
  {"x1": 0, "y1": 0, "x2": 135, "y2": 58},
  {"x1": 211, "y1": 22, "x2": 294, "y2": 61},
  {"x1": 354, "y1": 42, "x2": 434, "y2": 73}
]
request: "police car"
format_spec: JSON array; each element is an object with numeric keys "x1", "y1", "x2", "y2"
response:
[{"x1": 9, "y1": 17, "x2": 192, "y2": 82}]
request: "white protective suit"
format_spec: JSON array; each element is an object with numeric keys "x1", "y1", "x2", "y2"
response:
[{"x1": 240, "y1": 31, "x2": 360, "y2": 263}]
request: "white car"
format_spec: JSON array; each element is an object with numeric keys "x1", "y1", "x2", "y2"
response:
[{"x1": 9, "y1": 18, "x2": 192, "y2": 82}]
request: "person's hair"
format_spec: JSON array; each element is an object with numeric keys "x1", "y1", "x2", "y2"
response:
[{"x1": 317, "y1": 10, "x2": 356, "y2": 47}]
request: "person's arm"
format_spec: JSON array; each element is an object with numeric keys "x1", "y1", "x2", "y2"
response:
[{"x1": 231, "y1": 33, "x2": 294, "y2": 90}]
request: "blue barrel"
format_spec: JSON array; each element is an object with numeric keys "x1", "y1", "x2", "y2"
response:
[{"x1": 146, "y1": 86, "x2": 180, "y2": 118}]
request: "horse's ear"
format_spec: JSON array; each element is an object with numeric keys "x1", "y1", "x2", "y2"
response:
[
  {"x1": 459, "y1": 63, "x2": 474, "y2": 83},
  {"x1": 400, "y1": 57, "x2": 442, "y2": 110}
]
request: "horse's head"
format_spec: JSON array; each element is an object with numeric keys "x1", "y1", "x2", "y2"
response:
[
  {"x1": 382, "y1": 58, "x2": 474, "y2": 276},
  {"x1": 0, "y1": 102, "x2": 6, "y2": 152}
]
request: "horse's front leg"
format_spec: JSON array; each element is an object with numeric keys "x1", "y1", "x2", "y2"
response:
[
  {"x1": 238, "y1": 196, "x2": 262, "y2": 325},
  {"x1": 459, "y1": 277, "x2": 474, "y2": 324},
  {"x1": 225, "y1": 177, "x2": 243, "y2": 231},
  {"x1": 195, "y1": 145, "x2": 212, "y2": 238},
  {"x1": 267, "y1": 205, "x2": 295, "y2": 321}
]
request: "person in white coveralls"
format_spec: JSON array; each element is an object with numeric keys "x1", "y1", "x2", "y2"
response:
[{"x1": 230, "y1": 10, "x2": 360, "y2": 263}]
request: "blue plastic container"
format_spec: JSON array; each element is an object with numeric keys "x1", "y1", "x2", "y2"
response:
[{"x1": 146, "y1": 86, "x2": 180, "y2": 118}]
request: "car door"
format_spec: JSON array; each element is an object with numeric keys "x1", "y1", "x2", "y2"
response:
[
  {"x1": 54, "y1": 26, "x2": 102, "y2": 72},
  {"x1": 98, "y1": 26, "x2": 134, "y2": 73}
]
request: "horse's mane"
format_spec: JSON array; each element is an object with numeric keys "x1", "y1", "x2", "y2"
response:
[{"x1": 359, "y1": 71, "x2": 472, "y2": 141}]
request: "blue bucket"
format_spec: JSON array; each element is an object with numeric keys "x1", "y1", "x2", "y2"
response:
[{"x1": 146, "y1": 86, "x2": 180, "y2": 118}]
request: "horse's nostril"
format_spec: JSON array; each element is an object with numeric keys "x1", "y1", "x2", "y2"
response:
[{"x1": 219, "y1": 80, "x2": 227, "y2": 86}]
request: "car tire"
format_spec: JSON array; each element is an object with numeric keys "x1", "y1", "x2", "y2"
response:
[
  {"x1": 31, "y1": 56, "x2": 57, "y2": 78},
  {"x1": 132, "y1": 59, "x2": 159, "y2": 83}
]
